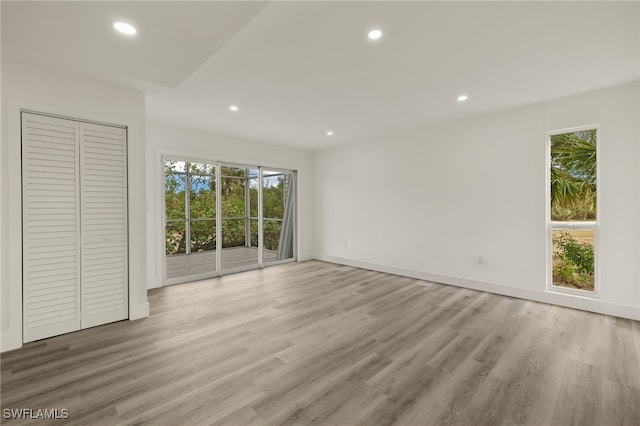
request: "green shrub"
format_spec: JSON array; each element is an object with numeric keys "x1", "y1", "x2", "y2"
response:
[
  {"x1": 553, "y1": 262, "x2": 576, "y2": 283},
  {"x1": 552, "y1": 232, "x2": 594, "y2": 290},
  {"x1": 553, "y1": 232, "x2": 594, "y2": 275}
]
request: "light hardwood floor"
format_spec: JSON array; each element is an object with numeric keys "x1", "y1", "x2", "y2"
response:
[{"x1": 2, "y1": 260, "x2": 639, "y2": 425}]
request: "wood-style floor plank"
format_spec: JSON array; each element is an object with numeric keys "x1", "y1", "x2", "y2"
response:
[
  {"x1": 551, "y1": 359, "x2": 602, "y2": 426},
  {"x1": 1, "y1": 260, "x2": 639, "y2": 425}
]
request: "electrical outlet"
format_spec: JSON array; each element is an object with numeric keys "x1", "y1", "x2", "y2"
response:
[
  {"x1": 344, "y1": 240, "x2": 348, "y2": 248},
  {"x1": 477, "y1": 255, "x2": 485, "y2": 264}
]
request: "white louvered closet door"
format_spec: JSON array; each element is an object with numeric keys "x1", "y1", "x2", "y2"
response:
[
  {"x1": 22, "y1": 113, "x2": 128, "y2": 342},
  {"x1": 22, "y1": 113, "x2": 81, "y2": 342},
  {"x1": 80, "y1": 122, "x2": 128, "y2": 328}
]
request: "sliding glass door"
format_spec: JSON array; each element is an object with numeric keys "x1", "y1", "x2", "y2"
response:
[
  {"x1": 163, "y1": 158, "x2": 296, "y2": 284},
  {"x1": 263, "y1": 169, "x2": 295, "y2": 264},
  {"x1": 220, "y1": 166, "x2": 260, "y2": 273},
  {"x1": 165, "y1": 161, "x2": 218, "y2": 283}
]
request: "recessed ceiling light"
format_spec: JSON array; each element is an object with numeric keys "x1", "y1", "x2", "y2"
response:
[
  {"x1": 229, "y1": 105, "x2": 239, "y2": 112},
  {"x1": 113, "y1": 22, "x2": 136, "y2": 35},
  {"x1": 457, "y1": 94, "x2": 469, "y2": 102},
  {"x1": 368, "y1": 29, "x2": 383, "y2": 41},
  {"x1": 326, "y1": 131, "x2": 334, "y2": 136}
]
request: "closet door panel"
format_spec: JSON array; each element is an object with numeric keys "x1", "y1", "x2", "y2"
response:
[
  {"x1": 22, "y1": 113, "x2": 81, "y2": 342},
  {"x1": 80, "y1": 123, "x2": 128, "y2": 328}
]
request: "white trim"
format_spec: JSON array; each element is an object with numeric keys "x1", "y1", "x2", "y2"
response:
[
  {"x1": 245, "y1": 169, "x2": 251, "y2": 248},
  {"x1": 550, "y1": 221, "x2": 596, "y2": 228},
  {"x1": 293, "y1": 171, "x2": 298, "y2": 262},
  {"x1": 546, "y1": 124, "x2": 601, "y2": 138},
  {"x1": 220, "y1": 263, "x2": 264, "y2": 275},
  {"x1": 147, "y1": 277, "x2": 162, "y2": 290},
  {"x1": 263, "y1": 257, "x2": 297, "y2": 267},
  {"x1": 2, "y1": 99, "x2": 148, "y2": 352},
  {"x1": 0, "y1": 3, "x2": 3, "y2": 350},
  {"x1": 2, "y1": 102, "x2": 22, "y2": 352},
  {"x1": 316, "y1": 255, "x2": 640, "y2": 321},
  {"x1": 20, "y1": 109, "x2": 127, "y2": 129},
  {"x1": 184, "y1": 162, "x2": 192, "y2": 255},
  {"x1": 156, "y1": 146, "x2": 299, "y2": 176},
  {"x1": 545, "y1": 125, "x2": 600, "y2": 297},
  {"x1": 129, "y1": 302, "x2": 150, "y2": 320},
  {"x1": 215, "y1": 161, "x2": 223, "y2": 277},
  {"x1": 258, "y1": 167, "x2": 264, "y2": 266},
  {"x1": 165, "y1": 269, "x2": 218, "y2": 287}
]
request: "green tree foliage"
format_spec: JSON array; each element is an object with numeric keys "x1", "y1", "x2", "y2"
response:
[
  {"x1": 165, "y1": 172, "x2": 185, "y2": 220},
  {"x1": 263, "y1": 178, "x2": 284, "y2": 219},
  {"x1": 550, "y1": 130, "x2": 596, "y2": 221},
  {"x1": 220, "y1": 174, "x2": 247, "y2": 248},
  {"x1": 165, "y1": 163, "x2": 288, "y2": 255},
  {"x1": 165, "y1": 163, "x2": 187, "y2": 254}
]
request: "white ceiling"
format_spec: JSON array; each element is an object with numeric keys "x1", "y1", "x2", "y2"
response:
[
  {"x1": 3, "y1": 1, "x2": 639, "y2": 150},
  {"x1": 1, "y1": 1, "x2": 268, "y2": 88}
]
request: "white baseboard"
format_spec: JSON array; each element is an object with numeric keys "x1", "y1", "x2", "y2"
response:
[
  {"x1": 129, "y1": 302, "x2": 150, "y2": 321},
  {"x1": 316, "y1": 255, "x2": 640, "y2": 321},
  {"x1": 147, "y1": 278, "x2": 162, "y2": 290},
  {"x1": 0, "y1": 331, "x2": 22, "y2": 353},
  {"x1": 1, "y1": 301, "x2": 150, "y2": 353}
]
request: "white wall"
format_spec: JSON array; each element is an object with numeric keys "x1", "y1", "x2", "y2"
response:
[
  {"x1": 0, "y1": 62, "x2": 149, "y2": 351},
  {"x1": 313, "y1": 82, "x2": 640, "y2": 320},
  {"x1": 145, "y1": 122, "x2": 314, "y2": 289}
]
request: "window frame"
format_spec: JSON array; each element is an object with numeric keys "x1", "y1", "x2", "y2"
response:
[
  {"x1": 161, "y1": 155, "x2": 297, "y2": 285},
  {"x1": 545, "y1": 124, "x2": 600, "y2": 297}
]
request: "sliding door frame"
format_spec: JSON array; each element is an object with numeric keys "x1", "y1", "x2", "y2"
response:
[
  {"x1": 217, "y1": 162, "x2": 260, "y2": 275},
  {"x1": 162, "y1": 155, "x2": 220, "y2": 285},
  {"x1": 261, "y1": 167, "x2": 298, "y2": 267},
  {"x1": 162, "y1": 157, "x2": 297, "y2": 285}
]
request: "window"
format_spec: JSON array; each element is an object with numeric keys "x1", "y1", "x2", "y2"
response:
[
  {"x1": 547, "y1": 127, "x2": 598, "y2": 293},
  {"x1": 163, "y1": 158, "x2": 296, "y2": 284}
]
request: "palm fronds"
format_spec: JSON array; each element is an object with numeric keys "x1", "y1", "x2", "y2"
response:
[{"x1": 550, "y1": 129, "x2": 596, "y2": 219}]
